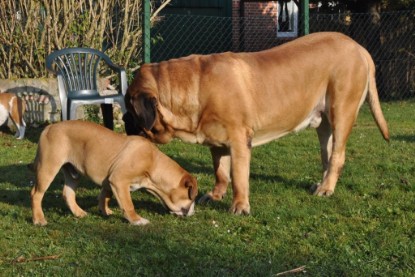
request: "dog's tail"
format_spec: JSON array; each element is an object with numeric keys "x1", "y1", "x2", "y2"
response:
[{"x1": 363, "y1": 49, "x2": 390, "y2": 142}]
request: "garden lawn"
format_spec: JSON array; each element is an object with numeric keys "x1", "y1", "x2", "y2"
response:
[{"x1": 0, "y1": 102, "x2": 414, "y2": 276}]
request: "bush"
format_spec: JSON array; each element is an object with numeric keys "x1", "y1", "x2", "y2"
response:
[{"x1": 0, "y1": 0, "x2": 168, "y2": 79}]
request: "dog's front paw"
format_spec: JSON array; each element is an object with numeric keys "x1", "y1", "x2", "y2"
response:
[
  {"x1": 230, "y1": 201, "x2": 250, "y2": 215},
  {"x1": 198, "y1": 193, "x2": 213, "y2": 204},
  {"x1": 311, "y1": 183, "x2": 334, "y2": 196},
  {"x1": 74, "y1": 209, "x2": 88, "y2": 218},
  {"x1": 130, "y1": 217, "x2": 150, "y2": 226},
  {"x1": 198, "y1": 191, "x2": 225, "y2": 204},
  {"x1": 33, "y1": 218, "x2": 48, "y2": 226}
]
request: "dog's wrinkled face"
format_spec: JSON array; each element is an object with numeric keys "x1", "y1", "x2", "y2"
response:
[
  {"x1": 124, "y1": 92, "x2": 174, "y2": 144},
  {"x1": 136, "y1": 174, "x2": 198, "y2": 216}
]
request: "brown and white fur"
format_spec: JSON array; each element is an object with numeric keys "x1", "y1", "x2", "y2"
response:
[{"x1": 0, "y1": 92, "x2": 26, "y2": 139}]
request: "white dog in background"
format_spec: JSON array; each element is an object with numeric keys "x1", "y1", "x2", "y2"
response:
[{"x1": 0, "y1": 92, "x2": 26, "y2": 139}]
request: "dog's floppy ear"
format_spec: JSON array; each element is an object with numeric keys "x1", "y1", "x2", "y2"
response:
[
  {"x1": 182, "y1": 175, "x2": 198, "y2": 201},
  {"x1": 122, "y1": 112, "x2": 140, "y2": 135},
  {"x1": 131, "y1": 94, "x2": 157, "y2": 131}
]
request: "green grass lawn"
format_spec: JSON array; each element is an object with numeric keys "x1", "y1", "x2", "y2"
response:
[{"x1": 0, "y1": 102, "x2": 414, "y2": 276}]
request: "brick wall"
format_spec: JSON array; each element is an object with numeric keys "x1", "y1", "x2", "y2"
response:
[{"x1": 232, "y1": 1, "x2": 294, "y2": 52}]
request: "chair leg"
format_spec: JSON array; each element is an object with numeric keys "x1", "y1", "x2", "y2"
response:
[
  {"x1": 101, "y1": 103, "x2": 114, "y2": 130},
  {"x1": 70, "y1": 102, "x2": 78, "y2": 121},
  {"x1": 118, "y1": 100, "x2": 127, "y2": 115},
  {"x1": 61, "y1": 100, "x2": 69, "y2": 121}
]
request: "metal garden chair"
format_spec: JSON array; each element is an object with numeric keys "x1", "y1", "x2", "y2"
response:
[{"x1": 46, "y1": 47, "x2": 127, "y2": 129}]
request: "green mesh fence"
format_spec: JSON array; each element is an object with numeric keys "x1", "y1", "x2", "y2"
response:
[{"x1": 148, "y1": 10, "x2": 415, "y2": 100}]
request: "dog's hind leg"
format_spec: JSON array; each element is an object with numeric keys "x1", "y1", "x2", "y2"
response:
[
  {"x1": 199, "y1": 146, "x2": 231, "y2": 203},
  {"x1": 313, "y1": 90, "x2": 364, "y2": 196},
  {"x1": 31, "y1": 164, "x2": 60, "y2": 226},
  {"x1": 11, "y1": 117, "x2": 26, "y2": 139},
  {"x1": 62, "y1": 164, "x2": 87, "y2": 218},
  {"x1": 9, "y1": 95, "x2": 26, "y2": 139},
  {"x1": 98, "y1": 181, "x2": 114, "y2": 216},
  {"x1": 315, "y1": 114, "x2": 333, "y2": 183},
  {"x1": 313, "y1": 122, "x2": 350, "y2": 196}
]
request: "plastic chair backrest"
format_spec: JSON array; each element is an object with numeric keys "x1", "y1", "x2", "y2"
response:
[{"x1": 46, "y1": 48, "x2": 115, "y2": 99}]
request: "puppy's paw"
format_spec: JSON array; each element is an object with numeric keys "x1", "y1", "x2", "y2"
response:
[
  {"x1": 74, "y1": 208, "x2": 88, "y2": 218},
  {"x1": 33, "y1": 218, "x2": 48, "y2": 226},
  {"x1": 230, "y1": 201, "x2": 250, "y2": 215},
  {"x1": 131, "y1": 217, "x2": 150, "y2": 226},
  {"x1": 311, "y1": 183, "x2": 334, "y2": 197}
]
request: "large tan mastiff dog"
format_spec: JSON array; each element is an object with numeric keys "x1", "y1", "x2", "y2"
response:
[
  {"x1": 124, "y1": 32, "x2": 389, "y2": 215},
  {"x1": 30, "y1": 120, "x2": 198, "y2": 226}
]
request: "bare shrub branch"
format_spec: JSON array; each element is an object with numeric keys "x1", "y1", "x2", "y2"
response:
[{"x1": 0, "y1": 0, "x2": 169, "y2": 79}]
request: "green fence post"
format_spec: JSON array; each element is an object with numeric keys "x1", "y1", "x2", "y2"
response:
[
  {"x1": 302, "y1": 0, "x2": 309, "y2": 35},
  {"x1": 142, "y1": 0, "x2": 151, "y2": 63}
]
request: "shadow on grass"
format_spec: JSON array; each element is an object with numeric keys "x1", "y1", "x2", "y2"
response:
[
  {"x1": 168, "y1": 155, "x2": 212, "y2": 176},
  {"x1": 0, "y1": 164, "x2": 35, "y2": 188},
  {"x1": 0, "y1": 125, "x2": 15, "y2": 137},
  {"x1": 24, "y1": 125, "x2": 47, "y2": 143},
  {"x1": 0, "y1": 154, "x2": 314, "y2": 275},
  {"x1": 0, "y1": 123, "x2": 47, "y2": 144},
  {"x1": 30, "y1": 219, "x2": 289, "y2": 276},
  {"x1": 78, "y1": 226, "x2": 280, "y2": 276},
  {"x1": 0, "y1": 162, "x2": 312, "y2": 226},
  {"x1": 172, "y1": 155, "x2": 314, "y2": 192},
  {"x1": 0, "y1": 164, "x2": 174, "y2": 222},
  {"x1": 0, "y1": 185, "x2": 175, "y2": 225},
  {"x1": 251, "y1": 171, "x2": 314, "y2": 192},
  {"x1": 392, "y1": 134, "x2": 415, "y2": 143}
]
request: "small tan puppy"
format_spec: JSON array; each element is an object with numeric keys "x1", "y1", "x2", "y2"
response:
[
  {"x1": 0, "y1": 92, "x2": 26, "y2": 139},
  {"x1": 30, "y1": 120, "x2": 198, "y2": 226}
]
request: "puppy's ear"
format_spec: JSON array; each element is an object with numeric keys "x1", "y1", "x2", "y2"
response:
[
  {"x1": 131, "y1": 94, "x2": 157, "y2": 131},
  {"x1": 182, "y1": 175, "x2": 198, "y2": 200}
]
